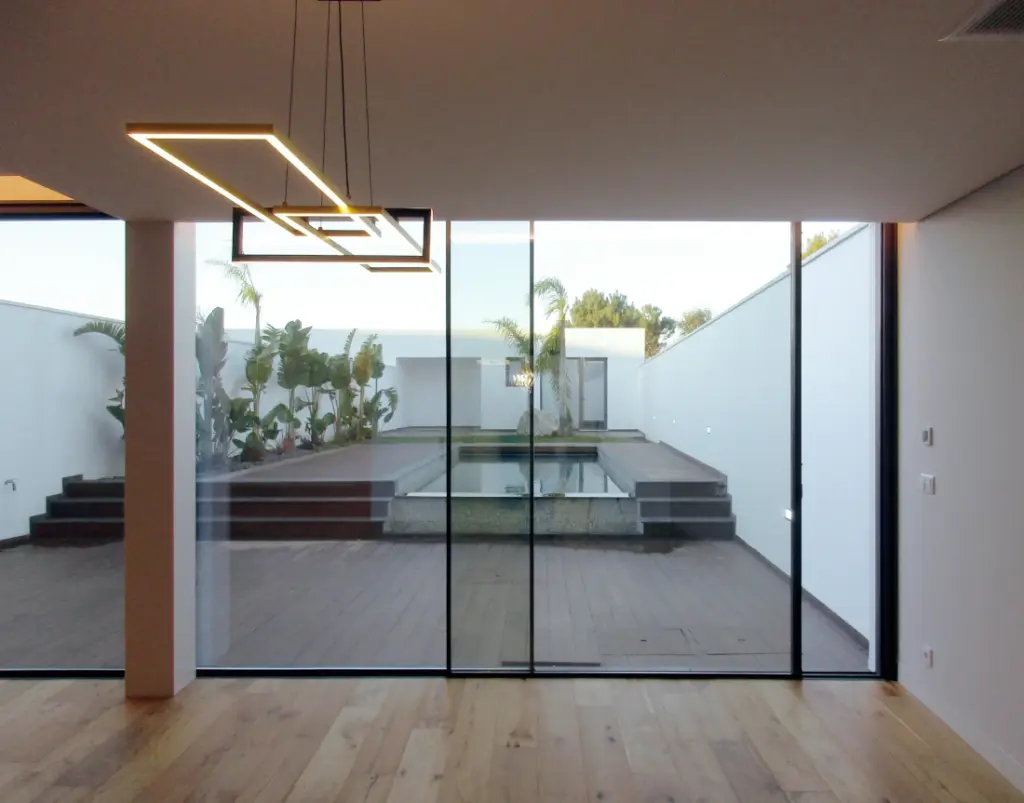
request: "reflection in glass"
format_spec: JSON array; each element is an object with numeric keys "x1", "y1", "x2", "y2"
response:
[
  {"x1": 195, "y1": 220, "x2": 448, "y2": 669},
  {"x1": 0, "y1": 219, "x2": 126, "y2": 669}
]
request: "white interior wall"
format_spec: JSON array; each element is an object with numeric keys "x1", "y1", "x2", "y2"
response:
[
  {"x1": 0, "y1": 302, "x2": 124, "y2": 541},
  {"x1": 638, "y1": 225, "x2": 878, "y2": 648},
  {"x1": 899, "y1": 168, "x2": 1024, "y2": 791}
]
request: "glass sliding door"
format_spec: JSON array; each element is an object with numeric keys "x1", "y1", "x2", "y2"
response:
[
  {"x1": 448, "y1": 221, "x2": 533, "y2": 671},
  {"x1": 531, "y1": 221, "x2": 794, "y2": 673}
]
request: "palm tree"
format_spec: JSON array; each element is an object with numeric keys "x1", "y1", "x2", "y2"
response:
[
  {"x1": 209, "y1": 259, "x2": 262, "y2": 349},
  {"x1": 490, "y1": 311, "x2": 568, "y2": 435},
  {"x1": 533, "y1": 277, "x2": 573, "y2": 434}
]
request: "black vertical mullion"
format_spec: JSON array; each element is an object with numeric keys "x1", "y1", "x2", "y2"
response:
[
  {"x1": 878, "y1": 222, "x2": 899, "y2": 680},
  {"x1": 445, "y1": 220, "x2": 453, "y2": 674},
  {"x1": 790, "y1": 221, "x2": 803, "y2": 679},
  {"x1": 528, "y1": 220, "x2": 536, "y2": 675}
]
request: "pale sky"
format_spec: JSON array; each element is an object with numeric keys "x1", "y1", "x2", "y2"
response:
[{"x1": 0, "y1": 219, "x2": 854, "y2": 334}]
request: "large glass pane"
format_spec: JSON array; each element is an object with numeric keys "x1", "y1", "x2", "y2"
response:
[
  {"x1": 801, "y1": 221, "x2": 876, "y2": 672},
  {"x1": 195, "y1": 218, "x2": 448, "y2": 669},
  {"x1": 448, "y1": 221, "x2": 533, "y2": 671},
  {"x1": 0, "y1": 218, "x2": 126, "y2": 669},
  {"x1": 532, "y1": 221, "x2": 797, "y2": 673}
]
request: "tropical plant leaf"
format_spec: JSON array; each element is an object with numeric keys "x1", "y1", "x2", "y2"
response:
[{"x1": 74, "y1": 320, "x2": 126, "y2": 355}]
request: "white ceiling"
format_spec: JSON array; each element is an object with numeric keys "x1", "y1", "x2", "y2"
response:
[{"x1": 1, "y1": 0, "x2": 1023, "y2": 222}]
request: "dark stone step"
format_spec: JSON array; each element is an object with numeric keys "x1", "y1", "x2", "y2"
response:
[
  {"x1": 641, "y1": 516, "x2": 736, "y2": 540},
  {"x1": 214, "y1": 498, "x2": 390, "y2": 519},
  {"x1": 30, "y1": 516, "x2": 123, "y2": 541},
  {"x1": 634, "y1": 479, "x2": 727, "y2": 499},
  {"x1": 48, "y1": 497, "x2": 392, "y2": 520},
  {"x1": 48, "y1": 497, "x2": 123, "y2": 518},
  {"x1": 197, "y1": 480, "x2": 395, "y2": 500},
  {"x1": 62, "y1": 478, "x2": 125, "y2": 499},
  {"x1": 196, "y1": 518, "x2": 386, "y2": 540},
  {"x1": 639, "y1": 496, "x2": 733, "y2": 519},
  {"x1": 31, "y1": 516, "x2": 386, "y2": 541}
]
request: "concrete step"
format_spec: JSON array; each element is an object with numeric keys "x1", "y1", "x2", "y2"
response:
[
  {"x1": 634, "y1": 479, "x2": 727, "y2": 499},
  {"x1": 197, "y1": 480, "x2": 395, "y2": 500},
  {"x1": 638, "y1": 496, "x2": 732, "y2": 519},
  {"x1": 641, "y1": 516, "x2": 736, "y2": 540}
]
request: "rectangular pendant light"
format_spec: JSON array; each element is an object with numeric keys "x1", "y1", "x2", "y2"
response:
[{"x1": 232, "y1": 206, "x2": 441, "y2": 273}]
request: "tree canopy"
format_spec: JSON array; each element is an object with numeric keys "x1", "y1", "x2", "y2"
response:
[
  {"x1": 802, "y1": 229, "x2": 840, "y2": 259},
  {"x1": 570, "y1": 289, "x2": 673, "y2": 359},
  {"x1": 679, "y1": 307, "x2": 712, "y2": 335}
]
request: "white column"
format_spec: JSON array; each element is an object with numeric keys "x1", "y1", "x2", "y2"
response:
[{"x1": 124, "y1": 221, "x2": 197, "y2": 698}]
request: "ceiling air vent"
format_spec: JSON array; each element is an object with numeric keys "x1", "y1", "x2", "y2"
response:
[{"x1": 944, "y1": 0, "x2": 1024, "y2": 40}]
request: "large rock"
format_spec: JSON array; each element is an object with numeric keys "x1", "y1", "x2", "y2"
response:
[{"x1": 517, "y1": 408, "x2": 559, "y2": 437}]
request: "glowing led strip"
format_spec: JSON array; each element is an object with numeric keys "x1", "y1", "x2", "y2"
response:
[{"x1": 126, "y1": 123, "x2": 379, "y2": 238}]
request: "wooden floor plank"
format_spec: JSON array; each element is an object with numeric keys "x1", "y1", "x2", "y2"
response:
[
  {"x1": 0, "y1": 679, "x2": 1017, "y2": 803},
  {"x1": 0, "y1": 540, "x2": 866, "y2": 671}
]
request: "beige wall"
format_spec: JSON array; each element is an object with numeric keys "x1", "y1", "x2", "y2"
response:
[{"x1": 899, "y1": 167, "x2": 1024, "y2": 791}]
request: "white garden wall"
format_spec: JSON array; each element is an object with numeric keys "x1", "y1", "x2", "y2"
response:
[
  {"x1": 0, "y1": 301, "x2": 125, "y2": 541},
  {"x1": 222, "y1": 327, "x2": 643, "y2": 434},
  {"x1": 639, "y1": 224, "x2": 878, "y2": 650}
]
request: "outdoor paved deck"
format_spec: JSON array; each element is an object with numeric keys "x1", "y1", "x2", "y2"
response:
[{"x1": 0, "y1": 539, "x2": 867, "y2": 672}]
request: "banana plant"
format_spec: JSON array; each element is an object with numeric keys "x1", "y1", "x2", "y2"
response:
[
  {"x1": 273, "y1": 319, "x2": 312, "y2": 446},
  {"x1": 296, "y1": 349, "x2": 332, "y2": 447},
  {"x1": 195, "y1": 308, "x2": 229, "y2": 465},
  {"x1": 363, "y1": 387, "x2": 398, "y2": 438},
  {"x1": 241, "y1": 340, "x2": 276, "y2": 449},
  {"x1": 326, "y1": 330, "x2": 356, "y2": 442},
  {"x1": 74, "y1": 320, "x2": 127, "y2": 435},
  {"x1": 352, "y1": 335, "x2": 379, "y2": 440}
]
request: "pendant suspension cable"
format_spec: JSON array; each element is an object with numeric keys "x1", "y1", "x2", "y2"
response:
[
  {"x1": 337, "y1": 0, "x2": 351, "y2": 199},
  {"x1": 361, "y1": 1, "x2": 374, "y2": 205},
  {"x1": 319, "y1": 0, "x2": 332, "y2": 206},
  {"x1": 283, "y1": 0, "x2": 300, "y2": 204}
]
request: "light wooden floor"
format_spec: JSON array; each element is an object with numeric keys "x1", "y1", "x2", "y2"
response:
[{"x1": 0, "y1": 679, "x2": 1018, "y2": 802}]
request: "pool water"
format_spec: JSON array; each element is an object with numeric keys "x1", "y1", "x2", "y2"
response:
[{"x1": 418, "y1": 455, "x2": 624, "y2": 495}]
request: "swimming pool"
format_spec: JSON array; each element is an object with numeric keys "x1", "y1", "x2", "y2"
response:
[{"x1": 417, "y1": 453, "x2": 624, "y2": 495}]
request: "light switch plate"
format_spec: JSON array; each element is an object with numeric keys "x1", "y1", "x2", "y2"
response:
[
  {"x1": 921, "y1": 474, "x2": 936, "y2": 495},
  {"x1": 922, "y1": 427, "x2": 934, "y2": 446}
]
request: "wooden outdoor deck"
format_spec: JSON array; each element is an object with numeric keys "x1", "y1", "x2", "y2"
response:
[{"x1": 0, "y1": 539, "x2": 866, "y2": 672}]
